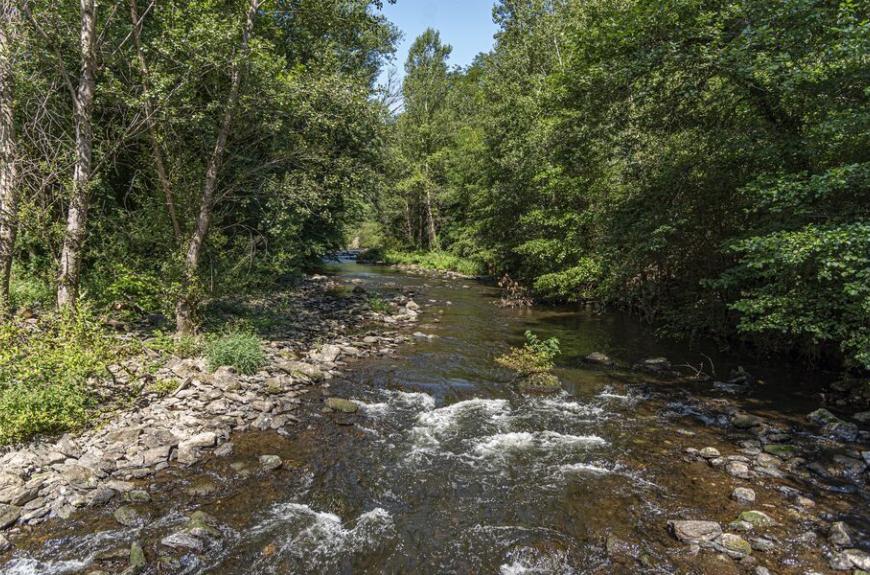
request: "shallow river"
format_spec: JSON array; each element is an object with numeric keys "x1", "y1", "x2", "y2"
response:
[{"x1": 2, "y1": 263, "x2": 867, "y2": 574}]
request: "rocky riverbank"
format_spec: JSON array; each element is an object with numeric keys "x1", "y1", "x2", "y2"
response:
[{"x1": 0, "y1": 274, "x2": 431, "y2": 556}]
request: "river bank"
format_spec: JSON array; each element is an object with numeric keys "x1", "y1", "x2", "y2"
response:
[
  {"x1": 0, "y1": 272, "x2": 435, "y2": 560},
  {"x1": 0, "y1": 264, "x2": 867, "y2": 575}
]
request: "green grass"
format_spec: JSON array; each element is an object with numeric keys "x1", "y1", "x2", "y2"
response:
[
  {"x1": 145, "y1": 330, "x2": 202, "y2": 358},
  {"x1": 0, "y1": 310, "x2": 121, "y2": 444},
  {"x1": 367, "y1": 294, "x2": 392, "y2": 313},
  {"x1": 9, "y1": 274, "x2": 54, "y2": 310},
  {"x1": 204, "y1": 329, "x2": 266, "y2": 374},
  {"x1": 380, "y1": 250, "x2": 484, "y2": 276}
]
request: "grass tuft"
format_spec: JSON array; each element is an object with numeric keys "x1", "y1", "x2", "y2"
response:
[{"x1": 204, "y1": 329, "x2": 265, "y2": 374}]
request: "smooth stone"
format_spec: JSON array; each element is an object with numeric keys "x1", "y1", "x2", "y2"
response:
[
  {"x1": 719, "y1": 533, "x2": 752, "y2": 557},
  {"x1": 731, "y1": 487, "x2": 756, "y2": 504},
  {"x1": 113, "y1": 506, "x2": 143, "y2": 527},
  {"x1": 700, "y1": 447, "x2": 720, "y2": 459},
  {"x1": 750, "y1": 537, "x2": 776, "y2": 552},
  {"x1": 726, "y1": 461, "x2": 751, "y2": 479},
  {"x1": 259, "y1": 455, "x2": 283, "y2": 471},
  {"x1": 0, "y1": 504, "x2": 20, "y2": 530},
  {"x1": 585, "y1": 352, "x2": 612, "y2": 366},
  {"x1": 738, "y1": 510, "x2": 775, "y2": 527},
  {"x1": 325, "y1": 397, "x2": 358, "y2": 413},
  {"x1": 668, "y1": 520, "x2": 722, "y2": 543}
]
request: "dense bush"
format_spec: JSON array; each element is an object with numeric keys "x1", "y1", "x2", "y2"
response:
[
  {"x1": 496, "y1": 331, "x2": 561, "y2": 376},
  {"x1": 0, "y1": 312, "x2": 119, "y2": 444},
  {"x1": 204, "y1": 329, "x2": 266, "y2": 375}
]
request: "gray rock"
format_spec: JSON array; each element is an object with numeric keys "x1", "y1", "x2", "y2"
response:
[
  {"x1": 699, "y1": 447, "x2": 720, "y2": 459},
  {"x1": 731, "y1": 487, "x2": 756, "y2": 504},
  {"x1": 113, "y1": 505, "x2": 143, "y2": 527},
  {"x1": 829, "y1": 521, "x2": 852, "y2": 547},
  {"x1": 585, "y1": 352, "x2": 612, "y2": 366},
  {"x1": 668, "y1": 520, "x2": 722, "y2": 544},
  {"x1": 181, "y1": 432, "x2": 217, "y2": 449},
  {"x1": 325, "y1": 397, "x2": 358, "y2": 413},
  {"x1": 732, "y1": 413, "x2": 765, "y2": 429},
  {"x1": 0, "y1": 504, "x2": 20, "y2": 530},
  {"x1": 844, "y1": 549, "x2": 870, "y2": 570},
  {"x1": 125, "y1": 490, "x2": 151, "y2": 504},
  {"x1": 750, "y1": 537, "x2": 776, "y2": 552},
  {"x1": 726, "y1": 461, "x2": 751, "y2": 479},
  {"x1": 0, "y1": 533, "x2": 10, "y2": 552},
  {"x1": 718, "y1": 533, "x2": 752, "y2": 557},
  {"x1": 737, "y1": 510, "x2": 775, "y2": 527},
  {"x1": 259, "y1": 455, "x2": 283, "y2": 471},
  {"x1": 214, "y1": 442, "x2": 234, "y2": 457},
  {"x1": 161, "y1": 531, "x2": 204, "y2": 552},
  {"x1": 90, "y1": 487, "x2": 116, "y2": 506}
]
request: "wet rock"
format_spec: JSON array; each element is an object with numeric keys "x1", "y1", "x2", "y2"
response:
[
  {"x1": 844, "y1": 549, "x2": 870, "y2": 570},
  {"x1": 829, "y1": 522, "x2": 852, "y2": 547},
  {"x1": 128, "y1": 541, "x2": 146, "y2": 574},
  {"x1": 325, "y1": 397, "x2": 358, "y2": 413},
  {"x1": 737, "y1": 510, "x2": 775, "y2": 528},
  {"x1": 187, "y1": 511, "x2": 221, "y2": 539},
  {"x1": 90, "y1": 487, "x2": 116, "y2": 506},
  {"x1": 161, "y1": 531, "x2": 204, "y2": 552},
  {"x1": 762, "y1": 444, "x2": 797, "y2": 458},
  {"x1": 585, "y1": 352, "x2": 612, "y2": 366},
  {"x1": 809, "y1": 408, "x2": 859, "y2": 441},
  {"x1": 750, "y1": 537, "x2": 776, "y2": 552},
  {"x1": 184, "y1": 479, "x2": 218, "y2": 498},
  {"x1": 731, "y1": 487, "x2": 756, "y2": 504},
  {"x1": 259, "y1": 455, "x2": 283, "y2": 471},
  {"x1": 125, "y1": 490, "x2": 151, "y2": 504},
  {"x1": 311, "y1": 344, "x2": 342, "y2": 364},
  {"x1": 0, "y1": 533, "x2": 9, "y2": 552},
  {"x1": 700, "y1": 447, "x2": 720, "y2": 459},
  {"x1": 719, "y1": 533, "x2": 752, "y2": 558},
  {"x1": 732, "y1": 413, "x2": 765, "y2": 429},
  {"x1": 726, "y1": 461, "x2": 751, "y2": 479},
  {"x1": 668, "y1": 520, "x2": 722, "y2": 544},
  {"x1": 518, "y1": 373, "x2": 561, "y2": 393},
  {"x1": 214, "y1": 442, "x2": 234, "y2": 458},
  {"x1": 0, "y1": 504, "x2": 20, "y2": 530},
  {"x1": 854, "y1": 411, "x2": 870, "y2": 423},
  {"x1": 113, "y1": 505, "x2": 143, "y2": 527}
]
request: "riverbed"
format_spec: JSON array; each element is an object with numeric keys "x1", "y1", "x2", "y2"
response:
[{"x1": 1, "y1": 263, "x2": 867, "y2": 574}]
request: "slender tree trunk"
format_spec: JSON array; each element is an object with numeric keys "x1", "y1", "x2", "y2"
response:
[
  {"x1": 57, "y1": 0, "x2": 97, "y2": 310},
  {"x1": 175, "y1": 0, "x2": 259, "y2": 335},
  {"x1": 0, "y1": 1, "x2": 18, "y2": 317},
  {"x1": 128, "y1": 0, "x2": 181, "y2": 243},
  {"x1": 424, "y1": 184, "x2": 438, "y2": 250}
]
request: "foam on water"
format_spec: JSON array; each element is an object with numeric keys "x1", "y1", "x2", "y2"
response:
[
  {"x1": 386, "y1": 390, "x2": 436, "y2": 411},
  {"x1": 499, "y1": 546, "x2": 574, "y2": 575},
  {"x1": 527, "y1": 397, "x2": 606, "y2": 420},
  {"x1": 0, "y1": 557, "x2": 89, "y2": 575},
  {"x1": 247, "y1": 503, "x2": 394, "y2": 572},
  {"x1": 472, "y1": 431, "x2": 607, "y2": 458},
  {"x1": 558, "y1": 462, "x2": 612, "y2": 475}
]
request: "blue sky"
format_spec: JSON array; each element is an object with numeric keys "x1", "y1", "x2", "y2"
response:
[{"x1": 377, "y1": 0, "x2": 499, "y2": 86}]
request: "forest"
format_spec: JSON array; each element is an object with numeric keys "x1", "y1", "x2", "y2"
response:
[{"x1": 0, "y1": 0, "x2": 868, "y2": 444}]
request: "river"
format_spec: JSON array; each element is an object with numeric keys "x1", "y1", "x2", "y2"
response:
[{"x1": 1, "y1": 263, "x2": 867, "y2": 574}]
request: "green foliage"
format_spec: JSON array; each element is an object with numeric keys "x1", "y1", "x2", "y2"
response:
[
  {"x1": 496, "y1": 330, "x2": 561, "y2": 376},
  {"x1": 0, "y1": 311, "x2": 119, "y2": 444},
  {"x1": 382, "y1": 250, "x2": 484, "y2": 276},
  {"x1": 145, "y1": 330, "x2": 202, "y2": 359},
  {"x1": 367, "y1": 294, "x2": 391, "y2": 313},
  {"x1": 378, "y1": 0, "x2": 869, "y2": 369},
  {"x1": 204, "y1": 329, "x2": 265, "y2": 375},
  {"x1": 147, "y1": 378, "x2": 181, "y2": 397},
  {"x1": 9, "y1": 273, "x2": 54, "y2": 310}
]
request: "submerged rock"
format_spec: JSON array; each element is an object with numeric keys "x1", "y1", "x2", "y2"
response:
[
  {"x1": 325, "y1": 397, "x2": 358, "y2": 413},
  {"x1": 518, "y1": 373, "x2": 561, "y2": 393},
  {"x1": 668, "y1": 520, "x2": 722, "y2": 544},
  {"x1": 259, "y1": 455, "x2": 283, "y2": 471},
  {"x1": 585, "y1": 352, "x2": 612, "y2": 366}
]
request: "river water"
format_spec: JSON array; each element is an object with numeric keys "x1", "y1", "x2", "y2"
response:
[{"x1": 2, "y1": 263, "x2": 867, "y2": 574}]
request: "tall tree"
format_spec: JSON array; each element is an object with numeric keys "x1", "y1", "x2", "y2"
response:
[
  {"x1": 175, "y1": 0, "x2": 260, "y2": 335},
  {"x1": 57, "y1": 0, "x2": 97, "y2": 310},
  {"x1": 0, "y1": 0, "x2": 18, "y2": 317}
]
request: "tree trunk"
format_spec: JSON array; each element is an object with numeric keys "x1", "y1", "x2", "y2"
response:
[
  {"x1": 0, "y1": 1, "x2": 18, "y2": 318},
  {"x1": 128, "y1": 0, "x2": 182, "y2": 243},
  {"x1": 424, "y1": 184, "x2": 438, "y2": 250},
  {"x1": 175, "y1": 0, "x2": 259, "y2": 335},
  {"x1": 57, "y1": 0, "x2": 97, "y2": 310}
]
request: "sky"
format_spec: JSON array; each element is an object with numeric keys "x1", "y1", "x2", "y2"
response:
[{"x1": 376, "y1": 0, "x2": 499, "y2": 86}]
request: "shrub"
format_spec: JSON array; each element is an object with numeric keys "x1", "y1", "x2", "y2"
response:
[
  {"x1": 496, "y1": 330, "x2": 561, "y2": 376},
  {"x1": 204, "y1": 329, "x2": 265, "y2": 374},
  {"x1": 146, "y1": 330, "x2": 202, "y2": 358},
  {"x1": 0, "y1": 311, "x2": 118, "y2": 444},
  {"x1": 147, "y1": 378, "x2": 181, "y2": 396},
  {"x1": 367, "y1": 294, "x2": 391, "y2": 313}
]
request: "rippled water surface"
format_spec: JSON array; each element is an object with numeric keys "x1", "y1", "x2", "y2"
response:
[{"x1": 2, "y1": 264, "x2": 865, "y2": 575}]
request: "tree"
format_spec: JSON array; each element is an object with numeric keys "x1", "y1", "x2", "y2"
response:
[
  {"x1": 56, "y1": 0, "x2": 97, "y2": 310},
  {"x1": 0, "y1": 1, "x2": 19, "y2": 317}
]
